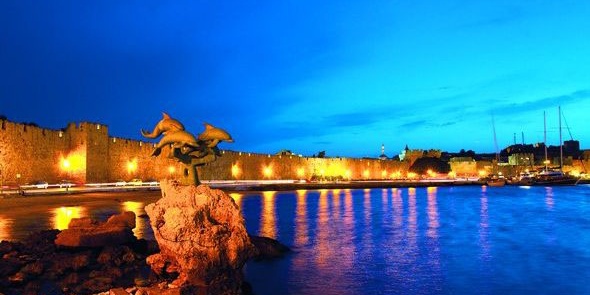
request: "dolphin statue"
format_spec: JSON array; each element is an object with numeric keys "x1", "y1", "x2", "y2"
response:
[
  {"x1": 141, "y1": 112, "x2": 185, "y2": 139},
  {"x1": 197, "y1": 123, "x2": 234, "y2": 147},
  {"x1": 151, "y1": 130, "x2": 199, "y2": 157}
]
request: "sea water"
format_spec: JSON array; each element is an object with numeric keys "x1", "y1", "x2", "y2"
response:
[
  {"x1": 238, "y1": 186, "x2": 590, "y2": 295},
  {"x1": 2, "y1": 186, "x2": 590, "y2": 294}
]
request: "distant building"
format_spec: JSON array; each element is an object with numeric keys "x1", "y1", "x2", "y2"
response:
[
  {"x1": 564, "y1": 140, "x2": 581, "y2": 158},
  {"x1": 449, "y1": 157, "x2": 477, "y2": 176},
  {"x1": 379, "y1": 143, "x2": 388, "y2": 160},
  {"x1": 276, "y1": 149, "x2": 294, "y2": 156},
  {"x1": 399, "y1": 145, "x2": 424, "y2": 166},
  {"x1": 508, "y1": 153, "x2": 534, "y2": 166}
]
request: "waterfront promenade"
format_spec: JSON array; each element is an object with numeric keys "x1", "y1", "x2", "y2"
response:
[{"x1": 0, "y1": 178, "x2": 487, "y2": 198}]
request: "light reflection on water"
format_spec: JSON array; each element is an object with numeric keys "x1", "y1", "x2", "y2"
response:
[
  {"x1": 53, "y1": 206, "x2": 85, "y2": 230},
  {"x1": 0, "y1": 216, "x2": 13, "y2": 242},
  {"x1": 259, "y1": 191, "x2": 277, "y2": 239},
  {"x1": 122, "y1": 201, "x2": 149, "y2": 239},
  {"x1": 3, "y1": 186, "x2": 590, "y2": 294},
  {"x1": 229, "y1": 192, "x2": 243, "y2": 209},
  {"x1": 242, "y1": 186, "x2": 590, "y2": 295}
]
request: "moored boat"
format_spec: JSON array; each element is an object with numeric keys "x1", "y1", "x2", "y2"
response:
[
  {"x1": 533, "y1": 170, "x2": 579, "y2": 186},
  {"x1": 486, "y1": 176, "x2": 506, "y2": 187}
]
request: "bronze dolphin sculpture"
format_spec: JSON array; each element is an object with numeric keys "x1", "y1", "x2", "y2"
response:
[
  {"x1": 197, "y1": 123, "x2": 234, "y2": 147},
  {"x1": 151, "y1": 130, "x2": 199, "y2": 157},
  {"x1": 141, "y1": 112, "x2": 185, "y2": 139}
]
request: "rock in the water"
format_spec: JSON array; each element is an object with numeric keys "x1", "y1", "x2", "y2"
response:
[
  {"x1": 145, "y1": 180, "x2": 255, "y2": 291},
  {"x1": 55, "y1": 212, "x2": 137, "y2": 247},
  {"x1": 249, "y1": 235, "x2": 290, "y2": 259}
]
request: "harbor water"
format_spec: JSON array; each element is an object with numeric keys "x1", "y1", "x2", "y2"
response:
[{"x1": 1, "y1": 185, "x2": 590, "y2": 294}]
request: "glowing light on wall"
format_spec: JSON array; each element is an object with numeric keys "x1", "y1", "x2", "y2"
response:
[
  {"x1": 263, "y1": 165, "x2": 273, "y2": 178},
  {"x1": 426, "y1": 169, "x2": 435, "y2": 177},
  {"x1": 53, "y1": 206, "x2": 84, "y2": 230},
  {"x1": 478, "y1": 170, "x2": 487, "y2": 177},
  {"x1": 168, "y1": 166, "x2": 176, "y2": 174},
  {"x1": 407, "y1": 172, "x2": 417, "y2": 179},
  {"x1": 448, "y1": 171, "x2": 456, "y2": 178},
  {"x1": 61, "y1": 159, "x2": 71, "y2": 170},
  {"x1": 59, "y1": 147, "x2": 86, "y2": 175},
  {"x1": 390, "y1": 171, "x2": 402, "y2": 179},
  {"x1": 363, "y1": 170, "x2": 370, "y2": 179},
  {"x1": 381, "y1": 170, "x2": 387, "y2": 179},
  {"x1": 296, "y1": 168, "x2": 305, "y2": 179},
  {"x1": 127, "y1": 159, "x2": 138, "y2": 174},
  {"x1": 345, "y1": 170, "x2": 352, "y2": 179},
  {"x1": 231, "y1": 164, "x2": 241, "y2": 178}
]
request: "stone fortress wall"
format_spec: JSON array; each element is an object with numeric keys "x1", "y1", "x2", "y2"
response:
[
  {"x1": 2, "y1": 119, "x2": 587, "y2": 185},
  {"x1": 0, "y1": 119, "x2": 410, "y2": 184}
]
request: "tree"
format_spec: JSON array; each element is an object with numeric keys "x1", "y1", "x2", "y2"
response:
[{"x1": 409, "y1": 157, "x2": 451, "y2": 175}]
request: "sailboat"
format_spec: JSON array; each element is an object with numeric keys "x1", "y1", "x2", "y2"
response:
[
  {"x1": 487, "y1": 115, "x2": 506, "y2": 187},
  {"x1": 533, "y1": 107, "x2": 580, "y2": 186}
]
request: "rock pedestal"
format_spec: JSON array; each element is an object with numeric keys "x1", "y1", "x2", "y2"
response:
[{"x1": 145, "y1": 180, "x2": 255, "y2": 294}]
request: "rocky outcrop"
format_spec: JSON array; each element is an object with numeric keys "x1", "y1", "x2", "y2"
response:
[
  {"x1": 249, "y1": 235, "x2": 290, "y2": 260},
  {"x1": 144, "y1": 181, "x2": 255, "y2": 293},
  {"x1": 0, "y1": 230, "x2": 161, "y2": 295},
  {"x1": 55, "y1": 212, "x2": 136, "y2": 247}
]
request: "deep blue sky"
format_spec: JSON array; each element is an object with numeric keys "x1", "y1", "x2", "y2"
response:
[{"x1": 2, "y1": 1, "x2": 589, "y2": 157}]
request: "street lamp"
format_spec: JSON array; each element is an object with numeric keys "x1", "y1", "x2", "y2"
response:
[{"x1": 16, "y1": 173, "x2": 21, "y2": 195}]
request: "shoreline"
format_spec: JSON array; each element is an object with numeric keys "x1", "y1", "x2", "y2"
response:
[
  {"x1": 0, "y1": 180, "x2": 483, "y2": 198},
  {"x1": 2, "y1": 179, "x2": 590, "y2": 198}
]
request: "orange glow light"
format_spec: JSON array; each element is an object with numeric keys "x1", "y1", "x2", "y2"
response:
[
  {"x1": 53, "y1": 206, "x2": 84, "y2": 230},
  {"x1": 168, "y1": 166, "x2": 176, "y2": 174},
  {"x1": 263, "y1": 165, "x2": 273, "y2": 178},
  {"x1": 296, "y1": 168, "x2": 305, "y2": 178},
  {"x1": 61, "y1": 159, "x2": 71, "y2": 170},
  {"x1": 231, "y1": 164, "x2": 241, "y2": 178},
  {"x1": 59, "y1": 147, "x2": 86, "y2": 174},
  {"x1": 363, "y1": 170, "x2": 370, "y2": 179},
  {"x1": 381, "y1": 170, "x2": 387, "y2": 178},
  {"x1": 127, "y1": 159, "x2": 138, "y2": 174}
]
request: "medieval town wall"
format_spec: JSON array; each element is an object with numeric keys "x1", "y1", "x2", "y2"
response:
[
  {"x1": 2, "y1": 119, "x2": 587, "y2": 185},
  {"x1": 1, "y1": 119, "x2": 411, "y2": 184}
]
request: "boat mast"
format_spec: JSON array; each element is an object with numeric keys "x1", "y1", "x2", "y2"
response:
[
  {"x1": 559, "y1": 106, "x2": 563, "y2": 171},
  {"x1": 492, "y1": 115, "x2": 499, "y2": 162},
  {"x1": 544, "y1": 111, "x2": 548, "y2": 171}
]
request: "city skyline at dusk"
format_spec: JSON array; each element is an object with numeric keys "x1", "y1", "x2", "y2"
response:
[{"x1": 2, "y1": 1, "x2": 590, "y2": 157}]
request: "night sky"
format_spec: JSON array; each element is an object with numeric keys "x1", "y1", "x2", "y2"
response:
[{"x1": 2, "y1": 1, "x2": 589, "y2": 157}]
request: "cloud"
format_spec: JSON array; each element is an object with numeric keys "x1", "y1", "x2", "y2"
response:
[
  {"x1": 490, "y1": 89, "x2": 590, "y2": 116},
  {"x1": 398, "y1": 120, "x2": 428, "y2": 129}
]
